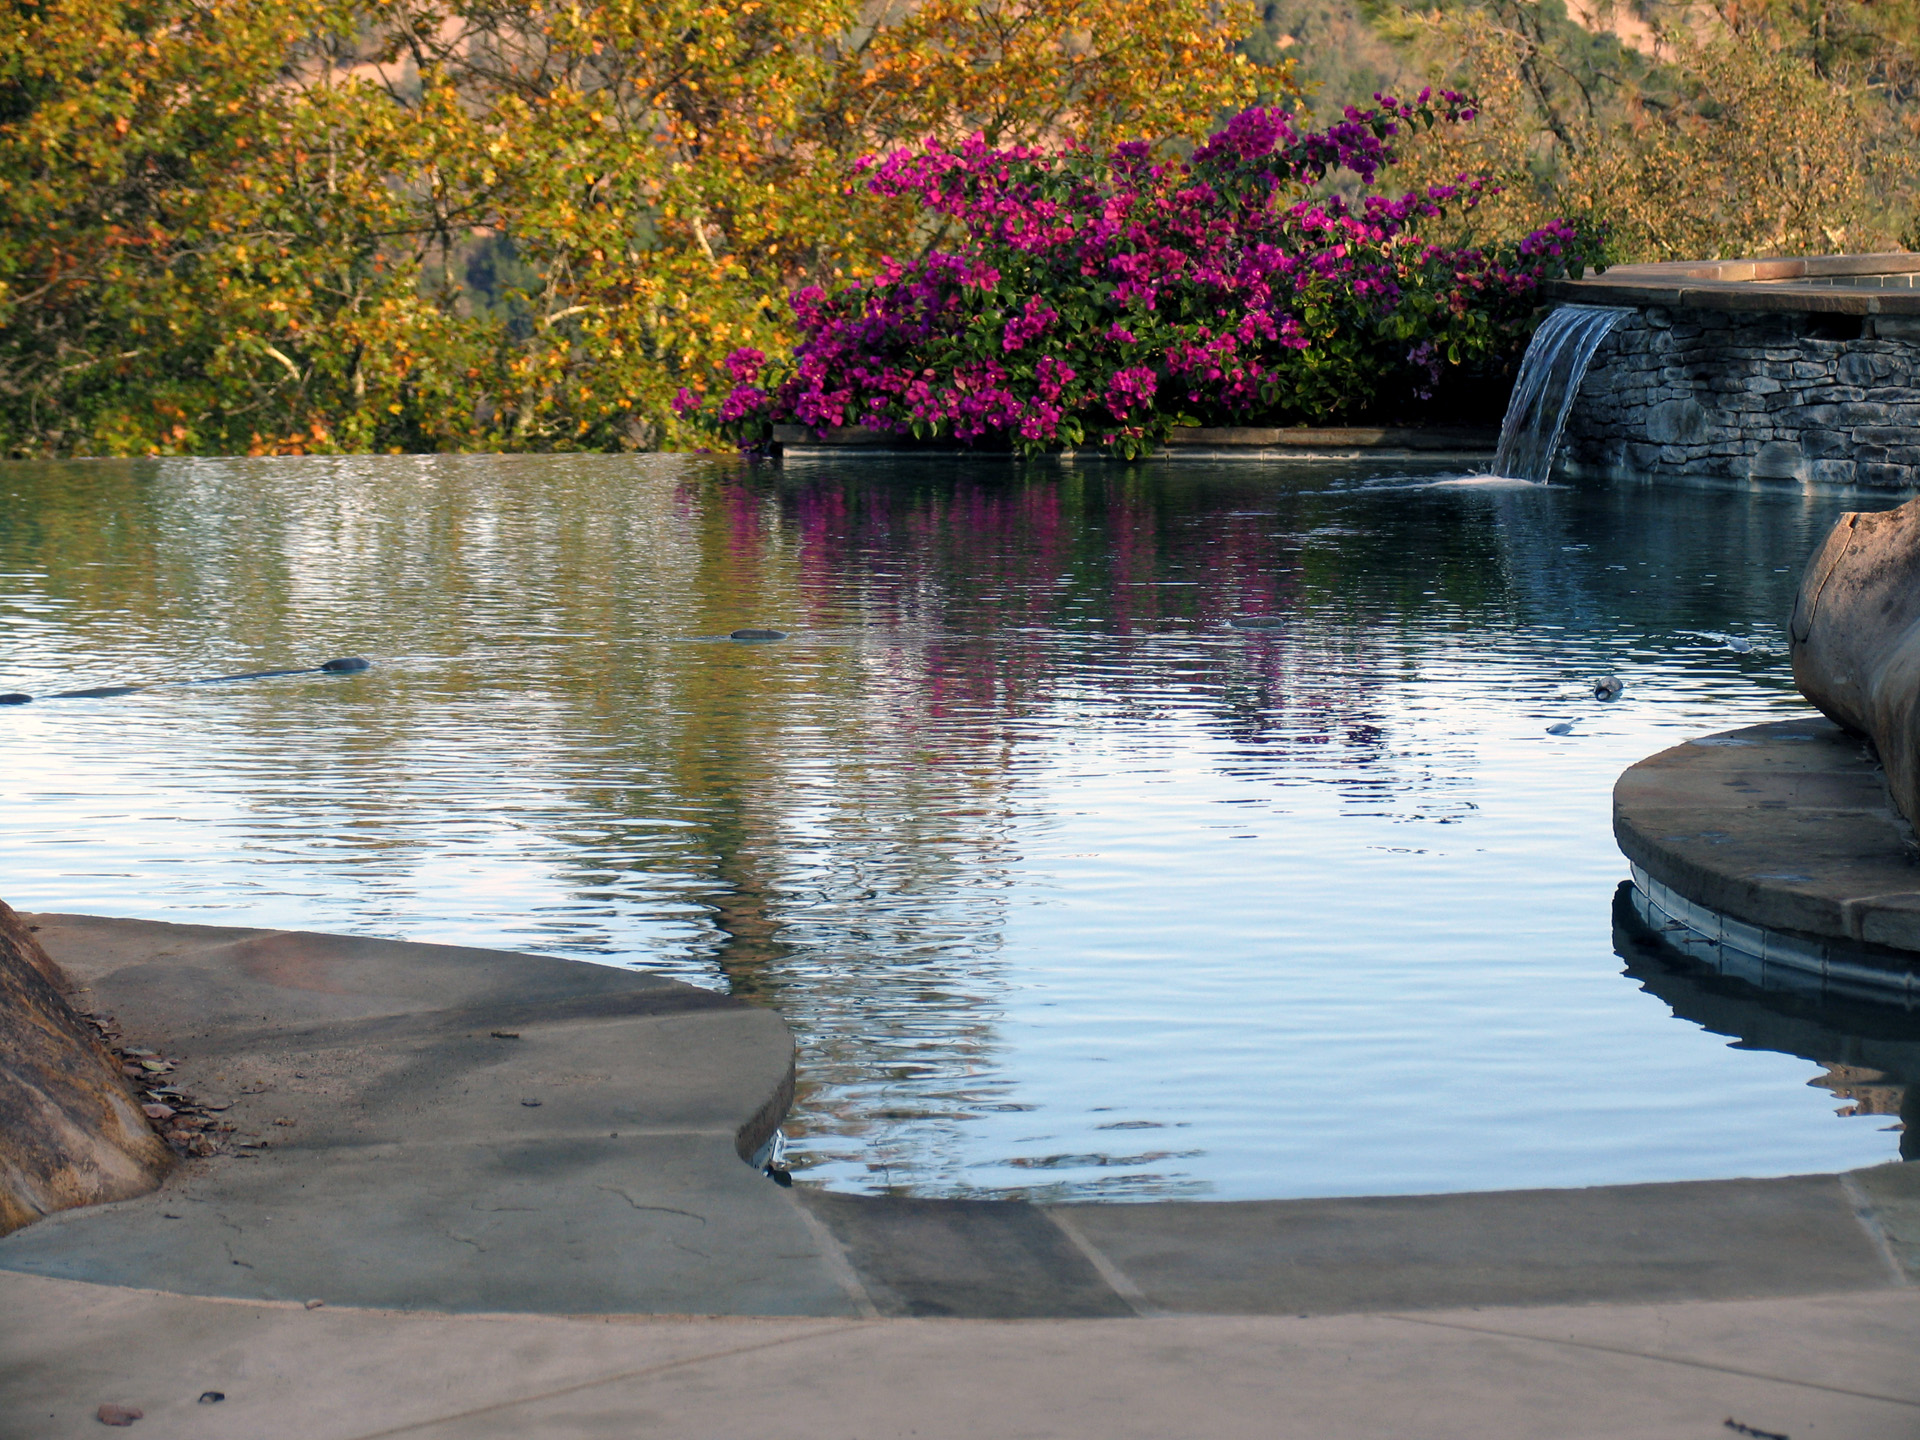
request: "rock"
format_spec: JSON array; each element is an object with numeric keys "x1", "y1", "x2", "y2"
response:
[
  {"x1": 2, "y1": 906, "x2": 66, "y2": 990},
  {"x1": 96, "y1": 1403, "x2": 143, "y2": 1426},
  {"x1": 0, "y1": 900, "x2": 172, "y2": 1236},
  {"x1": 1791, "y1": 494, "x2": 1920, "y2": 829}
]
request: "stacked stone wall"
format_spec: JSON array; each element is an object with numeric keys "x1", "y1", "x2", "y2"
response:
[{"x1": 1561, "y1": 307, "x2": 1920, "y2": 490}]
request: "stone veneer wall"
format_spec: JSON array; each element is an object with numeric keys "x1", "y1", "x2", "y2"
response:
[{"x1": 1560, "y1": 308, "x2": 1920, "y2": 490}]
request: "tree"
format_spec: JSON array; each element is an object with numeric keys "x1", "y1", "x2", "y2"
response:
[
  {"x1": 0, "y1": 0, "x2": 1278, "y2": 456},
  {"x1": 1373, "y1": 0, "x2": 1918, "y2": 260}
]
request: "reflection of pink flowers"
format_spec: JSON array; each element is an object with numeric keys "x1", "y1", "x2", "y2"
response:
[{"x1": 685, "y1": 94, "x2": 1597, "y2": 454}]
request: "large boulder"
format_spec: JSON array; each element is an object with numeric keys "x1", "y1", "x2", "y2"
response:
[
  {"x1": 0, "y1": 900, "x2": 171, "y2": 1235},
  {"x1": 1790, "y1": 495, "x2": 1920, "y2": 831}
]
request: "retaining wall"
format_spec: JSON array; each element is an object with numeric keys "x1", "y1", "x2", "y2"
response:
[
  {"x1": 1561, "y1": 308, "x2": 1920, "y2": 490},
  {"x1": 1547, "y1": 255, "x2": 1920, "y2": 490}
]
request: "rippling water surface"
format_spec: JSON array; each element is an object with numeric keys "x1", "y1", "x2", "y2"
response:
[{"x1": 1, "y1": 453, "x2": 1912, "y2": 1199}]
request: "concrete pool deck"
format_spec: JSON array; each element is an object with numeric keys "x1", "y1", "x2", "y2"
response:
[{"x1": 2, "y1": 913, "x2": 1917, "y2": 1437}]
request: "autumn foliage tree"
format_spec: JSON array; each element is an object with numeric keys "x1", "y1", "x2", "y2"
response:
[
  {"x1": 1373, "y1": 0, "x2": 1920, "y2": 262},
  {"x1": 0, "y1": 0, "x2": 1279, "y2": 456}
]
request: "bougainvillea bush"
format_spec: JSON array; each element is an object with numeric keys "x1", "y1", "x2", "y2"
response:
[{"x1": 678, "y1": 93, "x2": 1602, "y2": 457}]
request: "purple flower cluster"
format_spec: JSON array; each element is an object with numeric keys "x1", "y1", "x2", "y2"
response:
[{"x1": 683, "y1": 94, "x2": 1601, "y2": 455}]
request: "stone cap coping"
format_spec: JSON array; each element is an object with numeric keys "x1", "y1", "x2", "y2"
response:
[
  {"x1": 1626, "y1": 862, "x2": 1917, "y2": 1005},
  {"x1": 770, "y1": 424, "x2": 1497, "y2": 457},
  {"x1": 1614, "y1": 715, "x2": 1920, "y2": 968},
  {"x1": 1549, "y1": 252, "x2": 1920, "y2": 315}
]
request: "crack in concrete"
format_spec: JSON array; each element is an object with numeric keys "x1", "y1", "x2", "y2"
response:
[
  {"x1": 336, "y1": 1322, "x2": 877, "y2": 1440},
  {"x1": 1042, "y1": 1208, "x2": 1163, "y2": 1318},
  {"x1": 1382, "y1": 1311, "x2": 1920, "y2": 1408},
  {"x1": 208, "y1": 1209, "x2": 254, "y2": 1269},
  {"x1": 593, "y1": 1186, "x2": 706, "y2": 1223},
  {"x1": 1840, "y1": 1171, "x2": 1913, "y2": 1287}
]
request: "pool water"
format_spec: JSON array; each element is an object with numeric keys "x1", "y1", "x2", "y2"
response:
[{"x1": 1, "y1": 453, "x2": 1912, "y2": 1199}]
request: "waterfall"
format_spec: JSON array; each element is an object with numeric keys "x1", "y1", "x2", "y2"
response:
[{"x1": 1493, "y1": 304, "x2": 1632, "y2": 482}]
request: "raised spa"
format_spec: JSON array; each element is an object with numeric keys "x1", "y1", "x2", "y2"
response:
[{"x1": 1548, "y1": 253, "x2": 1920, "y2": 490}]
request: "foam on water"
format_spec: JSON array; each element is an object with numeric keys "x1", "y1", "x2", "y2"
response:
[
  {"x1": 1348, "y1": 472, "x2": 1549, "y2": 493},
  {"x1": 1427, "y1": 473, "x2": 1549, "y2": 490}
]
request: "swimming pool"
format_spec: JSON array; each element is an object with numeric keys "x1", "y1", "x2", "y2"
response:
[{"x1": 1, "y1": 452, "x2": 1909, "y2": 1198}]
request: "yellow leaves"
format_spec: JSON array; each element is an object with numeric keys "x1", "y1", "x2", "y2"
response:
[
  {"x1": 4, "y1": 0, "x2": 1269, "y2": 457},
  {"x1": 1395, "y1": 10, "x2": 1911, "y2": 262}
]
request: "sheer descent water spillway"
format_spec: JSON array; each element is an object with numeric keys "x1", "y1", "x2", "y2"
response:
[
  {"x1": 1493, "y1": 304, "x2": 1630, "y2": 481},
  {"x1": 1544, "y1": 254, "x2": 1920, "y2": 489}
]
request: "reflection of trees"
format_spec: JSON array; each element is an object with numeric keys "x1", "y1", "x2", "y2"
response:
[
  {"x1": 6, "y1": 451, "x2": 1892, "y2": 1195},
  {"x1": 1613, "y1": 884, "x2": 1918, "y2": 1161}
]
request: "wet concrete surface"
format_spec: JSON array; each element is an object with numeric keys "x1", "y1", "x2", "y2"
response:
[{"x1": 0, "y1": 915, "x2": 854, "y2": 1317}]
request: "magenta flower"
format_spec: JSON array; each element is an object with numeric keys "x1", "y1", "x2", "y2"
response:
[
  {"x1": 723, "y1": 348, "x2": 768, "y2": 385},
  {"x1": 682, "y1": 95, "x2": 1601, "y2": 456}
]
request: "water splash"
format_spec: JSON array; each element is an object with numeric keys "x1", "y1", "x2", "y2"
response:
[{"x1": 1493, "y1": 305, "x2": 1632, "y2": 482}]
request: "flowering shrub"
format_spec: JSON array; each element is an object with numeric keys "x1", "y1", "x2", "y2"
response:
[{"x1": 677, "y1": 93, "x2": 1602, "y2": 457}]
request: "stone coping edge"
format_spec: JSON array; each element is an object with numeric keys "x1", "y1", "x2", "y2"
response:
[
  {"x1": 1627, "y1": 864, "x2": 1919, "y2": 1005},
  {"x1": 1549, "y1": 253, "x2": 1920, "y2": 315},
  {"x1": 770, "y1": 423, "x2": 1497, "y2": 458},
  {"x1": 1613, "y1": 715, "x2": 1920, "y2": 968},
  {"x1": 6, "y1": 913, "x2": 1916, "y2": 1318}
]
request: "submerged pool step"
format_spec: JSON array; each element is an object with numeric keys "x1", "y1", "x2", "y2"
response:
[
  {"x1": 0, "y1": 656, "x2": 371, "y2": 705},
  {"x1": 800, "y1": 1170, "x2": 1916, "y2": 1318}
]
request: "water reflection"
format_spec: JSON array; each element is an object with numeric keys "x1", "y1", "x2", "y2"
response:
[
  {"x1": 0, "y1": 453, "x2": 1908, "y2": 1198},
  {"x1": 1614, "y1": 884, "x2": 1917, "y2": 1160}
]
